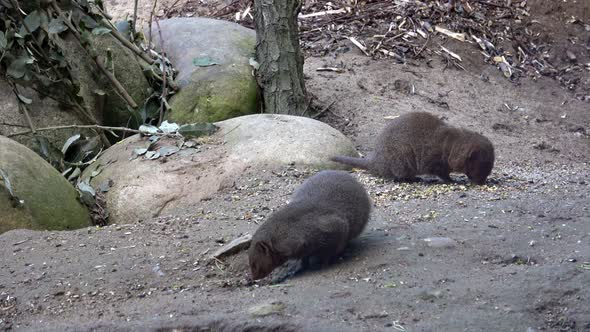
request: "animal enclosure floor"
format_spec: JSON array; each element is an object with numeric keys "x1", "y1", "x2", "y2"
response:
[{"x1": 2, "y1": 1, "x2": 590, "y2": 330}]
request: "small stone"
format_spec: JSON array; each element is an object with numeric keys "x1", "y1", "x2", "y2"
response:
[
  {"x1": 249, "y1": 300, "x2": 285, "y2": 317},
  {"x1": 423, "y1": 237, "x2": 457, "y2": 248},
  {"x1": 362, "y1": 311, "x2": 389, "y2": 319},
  {"x1": 211, "y1": 233, "x2": 252, "y2": 259},
  {"x1": 566, "y1": 50, "x2": 577, "y2": 63},
  {"x1": 419, "y1": 289, "x2": 443, "y2": 301}
]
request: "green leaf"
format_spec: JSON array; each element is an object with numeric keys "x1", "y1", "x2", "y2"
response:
[
  {"x1": 145, "y1": 150, "x2": 160, "y2": 160},
  {"x1": 178, "y1": 123, "x2": 219, "y2": 139},
  {"x1": 35, "y1": 136, "x2": 64, "y2": 170},
  {"x1": 91, "y1": 168, "x2": 102, "y2": 178},
  {"x1": 7, "y1": 56, "x2": 31, "y2": 79},
  {"x1": 67, "y1": 167, "x2": 82, "y2": 181},
  {"x1": 134, "y1": 148, "x2": 148, "y2": 156},
  {"x1": 192, "y1": 57, "x2": 218, "y2": 67},
  {"x1": 39, "y1": 10, "x2": 49, "y2": 31},
  {"x1": 80, "y1": 15, "x2": 99, "y2": 29},
  {"x1": 139, "y1": 96, "x2": 160, "y2": 122},
  {"x1": 158, "y1": 145, "x2": 180, "y2": 157},
  {"x1": 80, "y1": 30, "x2": 93, "y2": 46},
  {"x1": 138, "y1": 125, "x2": 159, "y2": 135},
  {"x1": 48, "y1": 18, "x2": 68, "y2": 34},
  {"x1": 17, "y1": 94, "x2": 33, "y2": 104},
  {"x1": 62, "y1": 134, "x2": 82, "y2": 154},
  {"x1": 249, "y1": 57, "x2": 260, "y2": 70},
  {"x1": 125, "y1": 106, "x2": 143, "y2": 129},
  {"x1": 92, "y1": 26, "x2": 111, "y2": 35},
  {"x1": 76, "y1": 181, "x2": 96, "y2": 206},
  {"x1": 63, "y1": 136, "x2": 101, "y2": 164},
  {"x1": 49, "y1": 51, "x2": 66, "y2": 67},
  {"x1": 23, "y1": 10, "x2": 41, "y2": 34},
  {"x1": 114, "y1": 20, "x2": 130, "y2": 34},
  {"x1": 0, "y1": 168, "x2": 18, "y2": 200},
  {"x1": 159, "y1": 121, "x2": 179, "y2": 134}
]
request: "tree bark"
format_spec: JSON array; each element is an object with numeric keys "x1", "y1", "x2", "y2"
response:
[{"x1": 253, "y1": 0, "x2": 306, "y2": 115}]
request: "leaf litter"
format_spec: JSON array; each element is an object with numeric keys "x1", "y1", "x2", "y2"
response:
[{"x1": 175, "y1": 0, "x2": 590, "y2": 101}]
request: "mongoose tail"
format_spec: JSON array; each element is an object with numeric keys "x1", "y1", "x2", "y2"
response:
[{"x1": 331, "y1": 155, "x2": 371, "y2": 170}]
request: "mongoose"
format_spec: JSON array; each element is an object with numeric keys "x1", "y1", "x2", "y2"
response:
[
  {"x1": 248, "y1": 170, "x2": 371, "y2": 280},
  {"x1": 332, "y1": 112, "x2": 495, "y2": 185}
]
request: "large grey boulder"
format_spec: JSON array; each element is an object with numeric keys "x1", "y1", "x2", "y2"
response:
[
  {"x1": 81, "y1": 132, "x2": 239, "y2": 225},
  {"x1": 0, "y1": 136, "x2": 91, "y2": 234},
  {"x1": 150, "y1": 18, "x2": 259, "y2": 124},
  {"x1": 218, "y1": 114, "x2": 359, "y2": 168},
  {"x1": 81, "y1": 114, "x2": 357, "y2": 224}
]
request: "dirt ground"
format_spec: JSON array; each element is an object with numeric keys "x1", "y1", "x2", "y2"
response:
[{"x1": 1, "y1": 1, "x2": 590, "y2": 331}]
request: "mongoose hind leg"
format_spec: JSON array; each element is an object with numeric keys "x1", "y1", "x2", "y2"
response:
[
  {"x1": 390, "y1": 164, "x2": 418, "y2": 183},
  {"x1": 301, "y1": 256, "x2": 311, "y2": 270},
  {"x1": 393, "y1": 176, "x2": 420, "y2": 183},
  {"x1": 438, "y1": 174, "x2": 453, "y2": 183}
]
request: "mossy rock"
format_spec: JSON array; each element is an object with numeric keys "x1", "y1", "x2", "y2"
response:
[
  {"x1": 216, "y1": 114, "x2": 360, "y2": 170},
  {"x1": 0, "y1": 136, "x2": 91, "y2": 234},
  {"x1": 149, "y1": 18, "x2": 260, "y2": 124},
  {"x1": 77, "y1": 114, "x2": 357, "y2": 225},
  {"x1": 168, "y1": 64, "x2": 259, "y2": 123}
]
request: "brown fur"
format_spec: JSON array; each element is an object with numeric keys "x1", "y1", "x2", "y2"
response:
[
  {"x1": 248, "y1": 170, "x2": 371, "y2": 280},
  {"x1": 332, "y1": 112, "x2": 495, "y2": 185}
]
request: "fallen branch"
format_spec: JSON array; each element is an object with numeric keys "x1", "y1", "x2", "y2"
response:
[
  {"x1": 415, "y1": 34, "x2": 430, "y2": 57},
  {"x1": 148, "y1": 0, "x2": 159, "y2": 47},
  {"x1": 474, "y1": 0, "x2": 510, "y2": 9},
  {"x1": 100, "y1": 18, "x2": 155, "y2": 65},
  {"x1": 7, "y1": 124, "x2": 143, "y2": 138},
  {"x1": 132, "y1": 0, "x2": 139, "y2": 37},
  {"x1": 0, "y1": 121, "x2": 28, "y2": 128},
  {"x1": 347, "y1": 36, "x2": 370, "y2": 56},
  {"x1": 155, "y1": 17, "x2": 169, "y2": 126},
  {"x1": 299, "y1": 8, "x2": 349, "y2": 19},
  {"x1": 312, "y1": 99, "x2": 337, "y2": 119},
  {"x1": 9, "y1": 83, "x2": 36, "y2": 136}
]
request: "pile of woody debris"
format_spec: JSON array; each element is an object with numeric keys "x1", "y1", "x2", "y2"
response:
[{"x1": 164, "y1": 0, "x2": 590, "y2": 101}]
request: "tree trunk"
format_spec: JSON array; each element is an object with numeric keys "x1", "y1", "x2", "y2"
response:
[{"x1": 253, "y1": 0, "x2": 306, "y2": 115}]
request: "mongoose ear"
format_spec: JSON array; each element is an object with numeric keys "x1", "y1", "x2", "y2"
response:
[{"x1": 256, "y1": 241, "x2": 271, "y2": 256}]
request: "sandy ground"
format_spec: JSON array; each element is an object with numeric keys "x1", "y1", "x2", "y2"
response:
[
  {"x1": 2, "y1": 51, "x2": 589, "y2": 331},
  {"x1": 1, "y1": 1, "x2": 590, "y2": 331}
]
